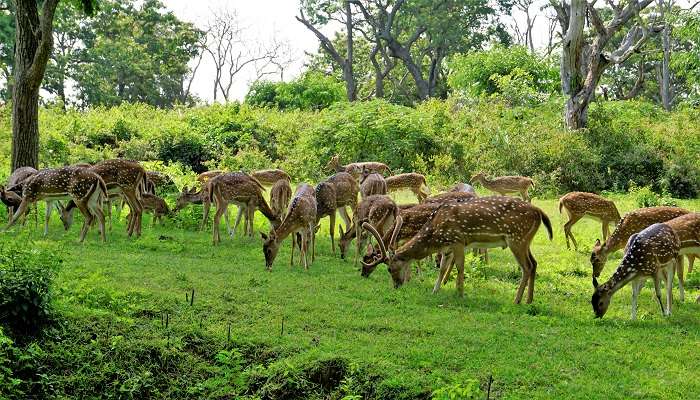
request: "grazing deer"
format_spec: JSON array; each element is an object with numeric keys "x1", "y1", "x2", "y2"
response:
[
  {"x1": 128, "y1": 193, "x2": 171, "y2": 226},
  {"x1": 270, "y1": 179, "x2": 293, "y2": 220},
  {"x1": 362, "y1": 196, "x2": 553, "y2": 304},
  {"x1": 470, "y1": 172, "x2": 534, "y2": 202},
  {"x1": 450, "y1": 183, "x2": 478, "y2": 196},
  {"x1": 663, "y1": 213, "x2": 700, "y2": 301},
  {"x1": 325, "y1": 154, "x2": 391, "y2": 177},
  {"x1": 338, "y1": 194, "x2": 399, "y2": 267},
  {"x1": 315, "y1": 172, "x2": 359, "y2": 255},
  {"x1": 2, "y1": 166, "x2": 39, "y2": 223},
  {"x1": 64, "y1": 159, "x2": 148, "y2": 237},
  {"x1": 7, "y1": 166, "x2": 107, "y2": 242},
  {"x1": 208, "y1": 173, "x2": 281, "y2": 244},
  {"x1": 386, "y1": 173, "x2": 430, "y2": 203},
  {"x1": 591, "y1": 206, "x2": 689, "y2": 288},
  {"x1": 1, "y1": 187, "x2": 23, "y2": 223},
  {"x1": 251, "y1": 169, "x2": 291, "y2": 186},
  {"x1": 592, "y1": 223, "x2": 681, "y2": 319},
  {"x1": 360, "y1": 167, "x2": 387, "y2": 198},
  {"x1": 559, "y1": 192, "x2": 621, "y2": 250},
  {"x1": 261, "y1": 184, "x2": 317, "y2": 270},
  {"x1": 145, "y1": 171, "x2": 175, "y2": 194}
]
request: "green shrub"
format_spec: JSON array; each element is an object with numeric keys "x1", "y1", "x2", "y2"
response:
[
  {"x1": 0, "y1": 327, "x2": 24, "y2": 398},
  {"x1": 156, "y1": 132, "x2": 211, "y2": 173},
  {"x1": 245, "y1": 72, "x2": 346, "y2": 111},
  {"x1": 0, "y1": 241, "x2": 62, "y2": 335},
  {"x1": 662, "y1": 161, "x2": 699, "y2": 199},
  {"x1": 432, "y1": 379, "x2": 483, "y2": 400}
]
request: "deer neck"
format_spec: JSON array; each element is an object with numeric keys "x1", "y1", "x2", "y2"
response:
[
  {"x1": 256, "y1": 194, "x2": 279, "y2": 224},
  {"x1": 600, "y1": 260, "x2": 639, "y2": 297},
  {"x1": 394, "y1": 229, "x2": 436, "y2": 263}
]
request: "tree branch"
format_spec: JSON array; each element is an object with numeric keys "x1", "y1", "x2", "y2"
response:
[{"x1": 296, "y1": 10, "x2": 345, "y2": 67}]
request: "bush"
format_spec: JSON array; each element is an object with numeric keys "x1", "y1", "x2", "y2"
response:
[
  {"x1": 629, "y1": 184, "x2": 677, "y2": 208},
  {"x1": 0, "y1": 241, "x2": 62, "y2": 335},
  {"x1": 662, "y1": 161, "x2": 699, "y2": 199},
  {"x1": 245, "y1": 72, "x2": 346, "y2": 111}
]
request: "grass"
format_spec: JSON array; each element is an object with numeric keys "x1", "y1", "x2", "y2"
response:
[{"x1": 2, "y1": 191, "x2": 700, "y2": 399}]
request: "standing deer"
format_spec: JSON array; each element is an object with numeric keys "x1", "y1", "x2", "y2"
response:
[
  {"x1": 559, "y1": 192, "x2": 621, "y2": 250},
  {"x1": 261, "y1": 183, "x2": 317, "y2": 270},
  {"x1": 386, "y1": 173, "x2": 430, "y2": 203},
  {"x1": 130, "y1": 193, "x2": 171, "y2": 226},
  {"x1": 470, "y1": 172, "x2": 534, "y2": 202},
  {"x1": 270, "y1": 179, "x2": 293, "y2": 220},
  {"x1": 325, "y1": 154, "x2": 391, "y2": 177},
  {"x1": 315, "y1": 172, "x2": 359, "y2": 255},
  {"x1": 7, "y1": 166, "x2": 107, "y2": 242},
  {"x1": 663, "y1": 213, "x2": 700, "y2": 301},
  {"x1": 591, "y1": 206, "x2": 689, "y2": 288},
  {"x1": 360, "y1": 167, "x2": 387, "y2": 198},
  {"x1": 209, "y1": 173, "x2": 281, "y2": 244},
  {"x1": 251, "y1": 169, "x2": 291, "y2": 186},
  {"x1": 592, "y1": 223, "x2": 680, "y2": 319},
  {"x1": 362, "y1": 196, "x2": 553, "y2": 304},
  {"x1": 338, "y1": 194, "x2": 399, "y2": 267}
]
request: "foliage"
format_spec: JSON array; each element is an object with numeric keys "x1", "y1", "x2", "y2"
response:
[
  {"x1": 432, "y1": 379, "x2": 483, "y2": 400},
  {"x1": 448, "y1": 46, "x2": 559, "y2": 97},
  {"x1": 629, "y1": 184, "x2": 677, "y2": 208},
  {"x1": 245, "y1": 72, "x2": 346, "y2": 111},
  {"x1": 0, "y1": 240, "x2": 62, "y2": 335},
  {"x1": 672, "y1": 9, "x2": 700, "y2": 104}
]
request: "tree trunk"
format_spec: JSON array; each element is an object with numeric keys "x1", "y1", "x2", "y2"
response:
[
  {"x1": 12, "y1": 81, "x2": 41, "y2": 170},
  {"x1": 659, "y1": 0, "x2": 672, "y2": 111},
  {"x1": 344, "y1": 0, "x2": 356, "y2": 101}
]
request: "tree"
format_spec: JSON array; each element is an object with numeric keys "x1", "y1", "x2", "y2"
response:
[
  {"x1": 10, "y1": 0, "x2": 94, "y2": 170},
  {"x1": 43, "y1": 1, "x2": 82, "y2": 109},
  {"x1": 0, "y1": 1, "x2": 14, "y2": 102},
  {"x1": 552, "y1": 0, "x2": 662, "y2": 129},
  {"x1": 297, "y1": 0, "x2": 358, "y2": 101}
]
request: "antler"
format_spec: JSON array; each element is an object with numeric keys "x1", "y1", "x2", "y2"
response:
[
  {"x1": 389, "y1": 215, "x2": 403, "y2": 249},
  {"x1": 361, "y1": 221, "x2": 387, "y2": 268}
]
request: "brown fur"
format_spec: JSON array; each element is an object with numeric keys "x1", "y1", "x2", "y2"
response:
[
  {"x1": 386, "y1": 173, "x2": 430, "y2": 203},
  {"x1": 470, "y1": 172, "x2": 534, "y2": 202},
  {"x1": 559, "y1": 192, "x2": 621, "y2": 250}
]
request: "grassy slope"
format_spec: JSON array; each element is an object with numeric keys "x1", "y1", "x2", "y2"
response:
[{"x1": 10, "y1": 193, "x2": 700, "y2": 399}]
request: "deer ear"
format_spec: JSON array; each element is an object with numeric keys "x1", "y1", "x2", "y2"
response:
[
  {"x1": 594, "y1": 238, "x2": 601, "y2": 246},
  {"x1": 367, "y1": 243, "x2": 374, "y2": 253}
]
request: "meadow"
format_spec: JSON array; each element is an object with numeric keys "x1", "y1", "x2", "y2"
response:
[{"x1": 2, "y1": 190, "x2": 699, "y2": 399}]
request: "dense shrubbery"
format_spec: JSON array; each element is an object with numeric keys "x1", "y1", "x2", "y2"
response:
[
  {"x1": 0, "y1": 96, "x2": 698, "y2": 197},
  {"x1": 245, "y1": 72, "x2": 346, "y2": 111}
]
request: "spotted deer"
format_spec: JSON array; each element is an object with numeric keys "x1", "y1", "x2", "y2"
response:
[
  {"x1": 450, "y1": 183, "x2": 478, "y2": 196},
  {"x1": 559, "y1": 192, "x2": 621, "y2": 250},
  {"x1": 591, "y1": 206, "x2": 689, "y2": 288},
  {"x1": 362, "y1": 196, "x2": 553, "y2": 304},
  {"x1": 592, "y1": 223, "x2": 681, "y2": 319},
  {"x1": 315, "y1": 172, "x2": 359, "y2": 255},
  {"x1": 129, "y1": 193, "x2": 171, "y2": 226},
  {"x1": 7, "y1": 166, "x2": 107, "y2": 242},
  {"x1": 338, "y1": 194, "x2": 400, "y2": 267},
  {"x1": 270, "y1": 179, "x2": 293, "y2": 220},
  {"x1": 424, "y1": 191, "x2": 477, "y2": 204},
  {"x1": 326, "y1": 154, "x2": 391, "y2": 178},
  {"x1": 386, "y1": 173, "x2": 430, "y2": 203},
  {"x1": 360, "y1": 167, "x2": 387, "y2": 198},
  {"x1": 251, "y1": 169, "x2": 291, "y2": 186},
  {"x1": 208, "y1": 172, "x2": 281, "y2": 244},
  {"x1": 261, "y1": 183, "x2": 317, "y2": 270},
  {"x1": 470, "y1": 172, "x2": 534, "y2": 202},
  {"x1": 663, "y1": 213, "x2": 700, "y2": 301},
  {"x1": 2, "y1": 167, "x2": 39, "y2": 224}
]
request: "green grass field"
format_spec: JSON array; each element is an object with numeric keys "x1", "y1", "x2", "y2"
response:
[{"x1": 4, "y1": 192, "x2": 700, "y2": 399}]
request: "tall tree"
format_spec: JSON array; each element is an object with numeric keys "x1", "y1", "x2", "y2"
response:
[
  {"x1": 10, "y1": 0, "x2": 93, "y2": 170},
  {"x1": 297, "y1": 0, "x2": 358, "y2": 101},
  {"x1": 552, "y1": 0, "x2": 661, "y2": 129}
]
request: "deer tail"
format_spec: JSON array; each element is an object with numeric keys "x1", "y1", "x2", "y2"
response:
[{"x1": 540, "y1": 209, "x2": 553, "y2": 240}]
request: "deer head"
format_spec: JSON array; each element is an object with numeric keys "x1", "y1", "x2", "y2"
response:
[
  {"x1": 360, "y1": 218, "x2": 404, "y2": 285},
  {"x1": 174, "y1": 186, "x2": 199, "y2": 212},
  {"x1": 261, "y1": 231, "x2": 281, "y2": 270},
  {"x1": 590, "y1": 239, "x2": 606, "y2": 287},
  {"x1": 469, "y1": 171, "x2": 486, "y2": 184}
]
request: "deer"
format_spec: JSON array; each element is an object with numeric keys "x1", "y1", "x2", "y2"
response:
[
  {"x1": 7, "y1": 166, "x2": 107, "y2": 242},
  {"x1": 208, "y1": 172, "x2": 282, "y2": 244},
  {"x1": 360, "y1": 167, "x2": 387, "y2": 198},
  {"x1": 450, "y1": 183, "x2": 478, "y2": 196},
  {"x1": 662, "y1": 213, "x2": 700, "y2": 301},
  {"x1": 386, "y1": 173, "x2": 430, "y2": 203},
  {"x1": 315, "y1": 172, "x2": 359, "y2": 255},
  {"x1": 591, "y1": 206, "x2": 690, "y2": 289},
  {"x1": 270, "y1": 179, "x2": 293, "y2": 220},
  {"x1": 250, "y1": 169, "x2": 291, "y2": 186},
  {"x1": 470, "y1": 172, "x2": 534, "y2": 202},
  {"x1": 2, "y1": 166, "x2": 38, "y2": 224},
  {"x1": 128, "y1": 193, "x2": 171, "y2": 226},
  {"x1": 559, "y1": 192, "x2": 621, "y2": 250},
  {"x1": 361, "y1": 196, "x2": 553, "y2": 304},
  {"x1": 325, "y1": 154, "x2": 391, "y2": 178},
  {"x1": 63, "y1": 159, "x2": 148, "y2": 237},
  {"x1": 424, "y1": 191, "x2": 477, "y2": 204},
  {"x1": 338, "y1": 194, "x2": 400, "y2": 267},
  {"x1": 592, "y1": 223, "x2": 681, "y2": 320},
  {"x1": 261, "y1": 183, "x2": 317, "y2": 271}
]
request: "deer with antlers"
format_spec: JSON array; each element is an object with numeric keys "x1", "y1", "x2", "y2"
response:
[
  {"x1": 315, "y1": 172, "x2": 359, "y2": 255},
  {"x1": 386, "y1": 173, "x2": 430, "y2": 203},
  {"x1": 338, "y1": 194, "x2": 400, "y2": 267},
  {"x1": 362, "y1": 196, "x2": 553, "y2": 304},
  {"x1": 209, "y1": 172, "x2": 281, "y2": 244},
  {"x1": 559, "y1": 192, "x2": 621, "y2": 250},
  {"x1": 470, "y1": 172, "x2": 534, "y2": 202},
  {"x1": 261, "y1": 183, "x2": 317, "y2": 270},
  {"x1": 7, "y1": 166, "x2": 107, "y2": 242},
  {"x1": 591, "y1": 206, "x2": 689, "y2": 289},
  {"x1": 592, "y1": 223, "x2": 681, "y2": 319},
  {"x1": 325, "y1": 154, "x2": 391, "y2": 178},
  {"x1": 360, "y1": 167, "x2": 387, "y2": 198}
]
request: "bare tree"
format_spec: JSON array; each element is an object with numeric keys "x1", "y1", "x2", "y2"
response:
[
  {"x1": 203, "y1": 9, "x2": 285, "y2": 102},
  {"x1": 180, "y1": 33, "x2": 207, "y2": 103},
  {"x1": 513, "y1": 0, "x2": 538, "y2": 52},
  {"x1": 552, "y1": 0, "x2": 662, "y2": 129},
  {"x1": 657, "y1": 0, "x2": 673, "y2": 110},
  {"x1": 251, "y1": 35, "x2": 295, "y2": 82}
]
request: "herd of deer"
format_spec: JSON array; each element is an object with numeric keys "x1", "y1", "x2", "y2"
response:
[{"x1": 2, "y1": 155, "x2": 699, "y2": 320}]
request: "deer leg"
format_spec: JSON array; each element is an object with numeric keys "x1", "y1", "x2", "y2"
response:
[
  {"x1": 652, "y1": 271, "x2": 666, "y2": 316},
  {"x1": 290, "y1": 232, "x2": 296, "y2": 266},
  {"x1": 7, "y1": 199, "x2": 31, "y2": 229},
  {"x1": 73, "y1": 201, "x2": 93, "y2": 243},
  {"x1": 301, "y1": 229, "x2": 309, "y2": 271},
  {"x1": 231, "y1": 206, "x2": 244, "y2": 238},
  {"x1": 526, "y1": 250, "x2": 538, "y2": 304},
  {"x1": 89, "y1": 192, "x2": 106, "y2": 243},
  {"x1": 44, "y1": 201, "x2": 54, "y2": 236},
  {"x1": 442, "y1": 253, "x2": 455, "y2": 285},
  {"x1": 338, "y1": 207, "x2": 351, "y2": 233},
  {"x1": 122, "y1": 189, "x2": 142, "y2": 237},
  {"x1": 212, "y1": 202, "x2": 226, "y2": 245},
  {"x1": 688, "y1": 254, "x2": 695, "y2": 274},
  {"x1": 200, "y1": 197, "x2": 211, "y2": 232},
  {"x1": 676, "y1": 256, "x2": 685, "y2": 302},
  {"x1": 520, "y1": 189, "x2": 530, "y2": 202},
  {"x1": 631, "y1": 279, "x2": 644, "y2": 320},
  {"x1": 602, "y1": 221, "x2": 610, "y2": 242},
  {"x1": 247, "y1": 203, "x2": 255, "y2": 237},
  {"x1": 511, "y1": 243, "x2": 532, "y2": 304},
  {"x1": 563, "y1": 214, "x2": 582, "y2": 250},
  {"x1": 453, "y1": 246, "x2": 466, "y2": 297},
  {"x1": 329, "y1": 211, "x2": 336, "y2": 255},
  {"x1": 666, "y1": 261, "x2": 676, "y2": 315},
  {"x1": 433, "y1": 252, "x2": 454, "y2": 293},
  {"x1": 354, "y1": 223, "x2": 360, "y2": 268}
]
